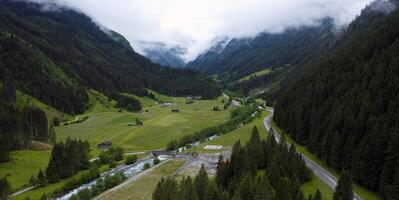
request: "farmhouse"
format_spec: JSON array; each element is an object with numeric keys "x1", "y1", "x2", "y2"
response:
[
  {"x1": 151, "y1": 150, "x2": 175, "y2": 157},
  {"x1": 97, "y1": 141, "x2": 112, "y2": 149}
]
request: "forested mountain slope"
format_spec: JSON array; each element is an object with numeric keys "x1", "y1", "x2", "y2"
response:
[
  {"x1": 0, "y1": 0, "x2": 220, "y2": 115},
  {"x1": 273, "y1": 1, "x2": 399, "y2": 198},
  {"x1": 187, "y1": 19, "x2": 335, "y2": 79}
]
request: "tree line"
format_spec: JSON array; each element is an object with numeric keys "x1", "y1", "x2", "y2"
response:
[
  {"x1": 166, "y1": 104, "x2": 259, "y2": 151},
  {"x1": 155, "y1": 126, "x2": 317, "y2": 200},
  {"x1": 0, "y1": 67, "x2": 51, "y2": 163},
  {"x1": 272, "y1": 4, "x2": 399, "y2": 199}
]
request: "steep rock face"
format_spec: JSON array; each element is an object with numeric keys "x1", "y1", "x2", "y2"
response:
[
  {"x1": 273, "y1": 0, "x2": 399, "y2": 196},
  {"x1": 0, "y1": 0, "x2": 221, "y2": 114},
  {"x1": 187, "y1": 19, "x2": 335, "y2": 78}
]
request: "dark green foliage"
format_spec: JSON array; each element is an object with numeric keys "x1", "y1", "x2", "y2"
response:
[
  {"x1": 154, "y1": 158, "x2": 160, "y2": 165},
  {"x1": 125, "y1": 155, "x2": 138, "y2": 165},
  {"x1": 333, "y1": 172, "x2": 354, "y2": 200},
  {"x1": 0, "y1": 135, "x2": 9, "y2": 163},
  {"x1": 56, "y1": 166, "x2": 100, "y2": 196},
  {"x1": 48, "y1": 124, "x2": 56, "y2": 144},
  {"x1": 0, "y1": 177, "x2": 11, "y2": 200},
  {"x1": 273, "y1": 3, "x2": 399, "y2": 196},
  {"x1": 113, "y1": 93, "x2": 142, "y2": 112},
  {"x1": 143, "y1": 163, "x2": 151, "y2": 170},
  {"x1": 52, "y1": 117, "x2": 60, "y2": 127},
  {"x1": 187, "y1": 19, "x2": 335, "y2": 77},
  {"x1": 37, "y1": 169, "x2": 47, "y2": 187},
  {"x1": 153, "y1": 177, "x2": 179, "y2": 200},
  {"x1": 1, "y1": 65, "x2": 51, "y2": 156},
  {"x1": 179, "y1": 176, "x2": 199, "y2": 200},
  {"x1": 195, "y1": 165, "x2": 209, "y2": 200},
  {"x1": 167, "y1": 104, "x2": 259, "y2": 151},
  {"x1": 69, "y1": 172, "x2": 125, "y2": 200},
  {"x1": 45, "y1": 138, "x2": 90, "y2": 183},
  {"x1": 379, "y1": 132, "x2": 399, "y2": 200},
  {"x1": 154, "y1": 127, "x2": 310, "y2": 200},
  {"x1": 313, "y1": 190, "x2": 322, "y2": 200},
  {"x1": 99, "y1": 146, "x2": 124, "y2": 164}
]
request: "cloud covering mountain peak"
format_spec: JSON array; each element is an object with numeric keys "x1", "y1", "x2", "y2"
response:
[{"x1": 24, "y1": 0, "x2": 377, "y2": 61}]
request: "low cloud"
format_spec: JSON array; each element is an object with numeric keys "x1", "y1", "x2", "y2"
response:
[{"x1": 25, "y1": 0, "x2": 377, "y2": 61}]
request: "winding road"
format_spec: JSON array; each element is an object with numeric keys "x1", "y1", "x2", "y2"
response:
[{"x1": 263, "y1": 108, "x2": 362, "y2": 200}]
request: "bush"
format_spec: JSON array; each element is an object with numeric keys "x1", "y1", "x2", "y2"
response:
[
  {"x1": 53, "y1": 117, "x2": 60, "y2": 126},
  {"x1": 143, "y1": 163, "x2": 151, "y2": 170},
  {"x1": 109, "y1": 161, "x2": 118, "y2": 169},
  {"x1": 153, "y1": 158, "x2": 160, "y2": 165},
  {"x1": 125, "y1": 155, "x2": 138, "y2": 165}
]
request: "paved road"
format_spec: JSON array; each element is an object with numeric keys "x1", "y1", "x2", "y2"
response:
[{"x1": 263, "y1": 108, "x2": 362, "y2": 200}]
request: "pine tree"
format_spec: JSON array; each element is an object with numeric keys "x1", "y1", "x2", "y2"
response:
[
  {"x1": 333, "y1": 172, "x2": 354, "y2": 200},
  {"x1": 179, "y1": 176, "x2": 198, "y2": 200},
  {"x1": 48, "y1": 124, "x2": 56, "y2": 144},
  {"x1": 0, "y1": 135, "x2": 9, "y2": 163},
  {"x1": 313, "y1": 189, "x2": 322, "y2": 200},
  {"x1": 195, "y1": 165, "x2": 209, "y2": 200},
  {"x1": 247, "y1": 126, "x2": 265, "y2": 168},
  {"x1": 205, "y1": 181, "x2": 220, "y2": 200},
  {"x1": 0, "y1": 177, "x2": 11, "y2": 200},
  {"x1": 37, "y1": 170, "x2": 47, "y2": 187}
]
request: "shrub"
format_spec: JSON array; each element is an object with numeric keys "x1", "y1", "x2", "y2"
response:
[
  {"x1": 143, "y1": 163, "x2": 151, "y2": 170},
  {"x1": 153, "y1": 158, "x2": 160, "y2": 165},
  {"x1": 125, "y1": 155, "x2": 138, "y2": 165}
]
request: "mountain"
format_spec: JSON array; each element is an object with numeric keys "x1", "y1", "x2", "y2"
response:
[
  {"x1": 272, "y1": 0, "x2": 399, "y2": 198},
  {"x1": 0, "y1": 0, "x2": 221, "y2": 115},
  {"x1": 141, "y1": 43, "x2": 186, "y2": 68},
  {"x1": 187, "y1": 19, "x2": 336, "y2": 79}
]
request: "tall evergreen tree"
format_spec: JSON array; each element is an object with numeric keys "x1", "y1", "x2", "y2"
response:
[
  {"x1": 195, "y1": 165, "x2": 209, "y2": 200},
  {"x1": 333, "y1": 172, "x2": 354, "y2": 200},
  {"x1": 48, "y1": 124, "x2": 56, "y2": 144},
  {"x1": 179, "y1": 176, "x2": 198, "y2": 200},
  {"x1": 37, "y1": 169, "x2": 47, "y2": 187},
  {"x1": 247, "y1": 126, "x2": 265, "y2": 168},
  {"x1": 313, "y1": 189, "x2": 322, "y2": 200},
  {"x1": 0, "y1": 177, "x2": 11, "y2": 200},
  {"x1": 0, "y1": 135, "x2": 9, "y2": 163}
]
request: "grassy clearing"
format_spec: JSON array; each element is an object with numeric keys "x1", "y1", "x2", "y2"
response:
[
  {"x1": 100, "y1": 159, "x2": 186, "y2": 200},
  {"x1": 239, "y1": 68, "x2": 272, "y2": 82},
  {"x1": 15, "y1": 91, "x2": 72, "y2": 122},
  {"x1": 0, "y1": 151, "x2": 51, "y2": 191},
  {"x1": 301, "y1": 174, "x2": 334, "y2": 200},
  {"x1": 270, "y1": 120, "x2": 382, "y2": 200},
  {"x1": 56, "y1": 96, "x2": 230, "y2": 155}
]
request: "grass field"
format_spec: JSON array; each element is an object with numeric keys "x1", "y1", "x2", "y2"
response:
[
  {"x1": 56, "y1": 94, "x2": 230, "y2": 155},
  {"x1": 270, "y1": 120, "x2": 382, "y2": 200},
  {"x1": 0, "y1": 151, "x2": 51, "y2": 191},
  {"x1": 100, "y1": 159, "x2": 186, "y2": 200},
  {"x1": 190, "y1": 111, "x2": 269, "y2": 154},
  {"x1": 239, "y1": 68, "x2": 272, "y2": 82}
]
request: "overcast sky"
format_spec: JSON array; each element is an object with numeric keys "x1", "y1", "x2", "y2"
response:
[{"x1": 31, "y1": 0, "x2": 374, "y2": 61}]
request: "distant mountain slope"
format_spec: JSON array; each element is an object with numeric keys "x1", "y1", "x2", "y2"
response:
[
  {"x1": 187, "y1": 19, "x2": 336, "y2": 78},
  {"x1": 141, "y1": 43, "x2": 186, "y2": 68},
  {"x1": 0, "y1": 0, "x2": 220, "y2": 114},
  {"x1": 273, "y1": 0, "x2": 399, "y2": 198}
]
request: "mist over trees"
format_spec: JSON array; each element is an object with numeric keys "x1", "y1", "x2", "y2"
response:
[{"x1": 273, "y1": 3, "x2": 399, "y2": 198}]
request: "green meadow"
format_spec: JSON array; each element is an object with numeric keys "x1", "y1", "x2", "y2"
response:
[{"x1": 56, "y1": 93, "x2": 230, "y2": 155}]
